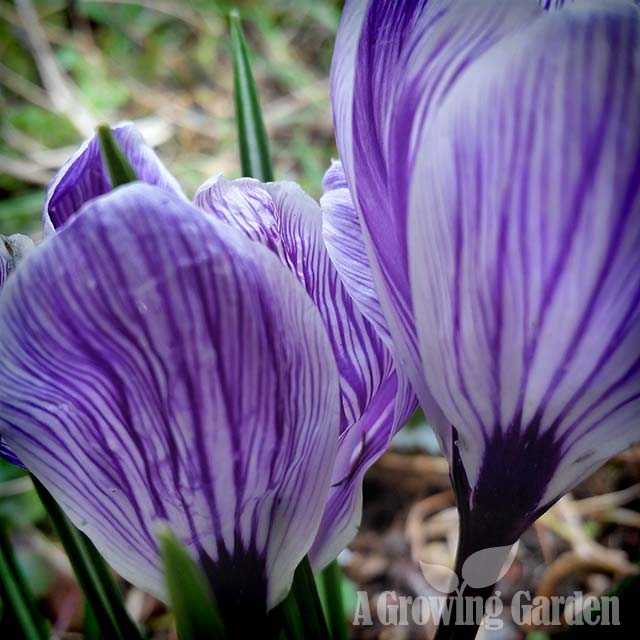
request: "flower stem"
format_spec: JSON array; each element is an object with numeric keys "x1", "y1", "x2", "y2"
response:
[
  {"x1": 432, "y1": 587, "x2": 494, "y2": 640},
  {"x1": 432, "y1": 534, "x2": 494, "y2": 640}
]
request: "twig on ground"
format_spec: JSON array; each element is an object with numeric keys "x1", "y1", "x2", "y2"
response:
[
  {"x1": 14, "y1": 0, "x2": 96, "y2": 136},
  {"x1": 572, "y1": 483, "x2": 640, "y2": 518},
  {"x1": 0, "y1": 153, "x2": 52, "y2": 185},
  {"x1": 536, "y1": 495, "x2": 638, "y2": 595},
  {"x1": 0, "y1": 62, "x2": 52, "y2": 110}
]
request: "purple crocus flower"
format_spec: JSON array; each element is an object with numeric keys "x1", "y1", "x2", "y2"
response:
[
  {"x1": 329, "y1": 0, "x2": 640, "y2": 598},
  {"x1": 0, "y1": 123, "x2": 414, "y2": 609},
  {"x1": 0, "y1": 181, "x2": 341, "y2": 615}
]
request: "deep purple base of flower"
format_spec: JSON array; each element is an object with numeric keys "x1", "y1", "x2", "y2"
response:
[
  {"x1": 452, "y1": 414, "x2": 562, "y2": 554},
  {"x1": 436, "y1": 421, "x2": 564, "y2": 639},
  {"x1": 198, "y1": 535, "x2": 268, "y2": 635}
]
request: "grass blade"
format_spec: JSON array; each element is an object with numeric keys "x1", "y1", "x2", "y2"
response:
[
  {"x1": 0, "y1": 521, "x2": 48, "y2": 640},
  {"x1": 286, "y1": 556, "x2": 330, "y2": 640},
  {"x1": 97, "y1": 124, "x2": 138, "y2": 186},
  {"x1": 32, "y1": 477, "x2": 143, "y2": 640},
  {"x1": 317, "y1": 559, "x2": 349, "y2": 640},
  {"x1": 273, "y1": 589, "x2": 304, "y2": 640},
  {"x1": 159, "y1": 527, "x2": 226, "y2": 640},
  {"x1": 83, "y1": 601, "x2": 102, "y2": 640},
  {"x1": 229, "y1": 9, "x2": 274, "y2": 182}
]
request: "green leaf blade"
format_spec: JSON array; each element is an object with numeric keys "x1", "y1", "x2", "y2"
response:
[
  {"x1": 97, "y1": 124, "x2": 138, "y2": 187},
  {"x1": 229, "y1": 10, "x2": 274, "y2": 182},
  {"x1": 0, "y1": 521, "x2": 49, "y2": 640},
  {"x1": 317, "y1": 560, "x2": 350, "y2": 640},
  {"x1": 159, "y1": 528, "x2": 226, "y2": 640},
  {"x1": 278, "y1": 556, "x2": 330, "y2": 640},
  {"x1": 31, "y1": 477, "x2": 143, "y2": 640}
]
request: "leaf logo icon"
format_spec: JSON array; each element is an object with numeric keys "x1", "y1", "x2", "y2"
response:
[
  {"x1": 419, "y1": 562, "x2": 459, "y2": 594},
  {"x1": 418, "y1": 542, "x2": 518, "y2": 594},
  {"x1": 461, "y1": 542, "x2": 519, "y2": 589}
]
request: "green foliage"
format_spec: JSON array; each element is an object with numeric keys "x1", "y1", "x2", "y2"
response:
[
  {"x1": 56, "y1": 46, "x2": 129, "y2": 114},
  {"x1": 1, "y1": 0, "x2": 340, "y2": 237},
  {"x1": 83, "y1": 602, "x2": 102, "y2": 640},
  {"x1": 0, "y1": 522, "x2": 49, "y2": 640},
  {"x1": 97, "y1": 124, "x2": 138, "y2": 186},
  {"x1": 0, "y1": 461, "x2": 45, "y2": 528},
  {"x1": 0, "y1": 192, "x2": 45, "y2": 236},
  {"x1": 159, "y1": 528, "x2": 226, "y2": 640},
  {"x1": 7, "y1": 106, "x2": 77, "y2": 149},
  {"x1": 281, "y1": 557, "x2": 330, "y2": 640},
  {"x1": 32, "y1": 478, "x2": 143, "y2": 640},
  {"x1": 316, "y1": 560, "x2": 350, "y2": 640},
  {"x1": 230, "y1": 10, "x2": 273, "y2": 182}
]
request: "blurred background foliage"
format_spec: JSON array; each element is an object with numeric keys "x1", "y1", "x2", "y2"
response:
[{"x1": 0, "y1": 0, "x2": 340, "y2": 237}]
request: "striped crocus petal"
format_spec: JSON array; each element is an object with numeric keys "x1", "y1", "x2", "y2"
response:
[
  {"x1": 1, "y1": 238, "x2": 13, "y2": 291},
  {"x1": 0, "y1": 234, "x2": 34, "y2": 468},
  {"x1": 0, "y1": 438, "x2": 22, "y2": 468},
  {"x1": 0, "y1": 183, "x2": 340, "y2": 611},
  {"x1": 195, "y1": 176, "x2": 395, "y2": 433},
  {"x1": 321, "y1": 160, "x2": 390, "y2": 346},
  {"x1": 43, "y1": 122, "x2": 185, "y2": 235},
  {"x1": 195, "y1": 176, "x2": 417, "y2": 567},
  {"x1": 1, "y1": 234, "x2": 34, "y2": 290},
  {"x1": 331, "y1": 0, "x2": 542, "y2": 433},
  {"x1": 0, "y1": 241, "x2": 7, "y2": 290},
  {"x1": 320, "y1": 158, "x2": 451, "y2": 469},
  {"x1": 408, "y1": 2, "x2": 640, "y2": 551}
]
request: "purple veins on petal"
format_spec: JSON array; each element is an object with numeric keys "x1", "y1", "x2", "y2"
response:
[
  {"x1": 0, "y1": 183, "x2": 340, "y2": 608},
  {"x1": 322, "y1": 159, "x2": 349, "y2": 192},
  {"x1": 0, "y1": 436, "x2": 25, "y2": 469},
  {"x1": 195, "y1": 175, "x2": 417, "y2": 568},
  {"x1": 331, "y1": 0, "x2": 541, "y2": 412},
  {"x1": 43, "y1": 121, "x2": 186, "y2": 235},
  {"x1": 0, "y1": 234, "x2": 34, "y2": 468},
  {"x1": 404, "y1": 1, "x2": 640, "y2": 539},
  {"x1": 1, "y1": 238, "x2": 12, "y2": 291},
  {"x1": 321, "y1": 160, "x2": 391, "y2": 347},
  {"x1": 196, "y1": 175, "x2": 396, "y2": 434},
  {"x1": 332, "y1": 0, "x2": 640, "y2": 560}
]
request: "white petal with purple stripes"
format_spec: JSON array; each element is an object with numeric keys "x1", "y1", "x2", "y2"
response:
[
  {"x1": 0, "y1": 233, "x2": 34, "y2": 467},
  {"x1": 195, "y1": 176, "x2": 417, "y2": 568},
  {"x1": 1, "y1": 234, "x2": 34, "y2": 290},
  {"x1": 331, "y1": 0, "x2": 543, "y2": 442},
  {"x1": 0, "y1": 184, "x2": 340, "y2": 608},
  {"x1": 408, "y1": 2, "x2": 640, "y2": 545},
  {"x1": 332, "y1": 0, "x2": 640, "y2": 555},
  {"x1": 321, "y1": 161, "x2": 390, "y2": 346}
]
